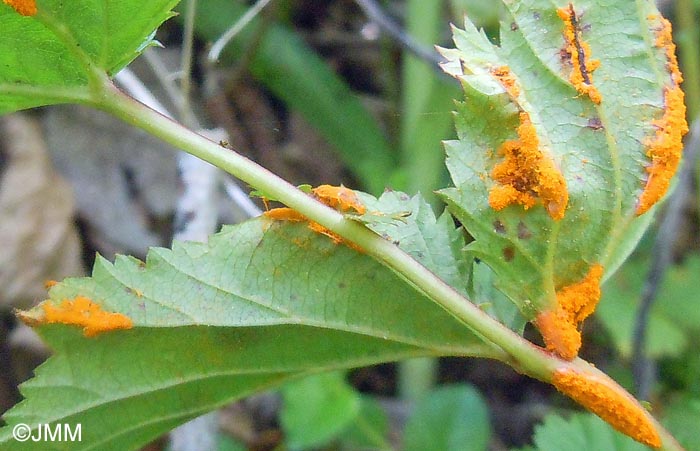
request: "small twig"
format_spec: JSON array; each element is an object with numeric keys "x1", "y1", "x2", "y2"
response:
[
  {"x1": 223, "y1": 178, "x2": 262, "y2": 217},
  {"x1": 632, "y1": 117, "x2": 700, "y2": 399},
  {"x1": 114, "y1": 69, "x2": 171, "y2": 117},
  {"x1": 207, "y1": 0, "x2": 274, "y2": 64},
  {"x1": 354, "y1": 0, "x2": 445, "y2": 68},
  {"x1": 178, "y1": 0, "x2": 199, "y2": 128},
  {"x1": 142, "y1": 49, "x2": 188, "y2": 118}
]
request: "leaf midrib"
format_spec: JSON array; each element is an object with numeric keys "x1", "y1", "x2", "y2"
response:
[{"x1": 105, "y1": 250, "x2": 486, "y2": 355}]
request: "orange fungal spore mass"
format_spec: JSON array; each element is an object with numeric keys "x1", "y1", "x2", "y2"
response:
[
  {"x1": 312, "y1": 185, "x2": 366, "y2": 215},
  {"x1": 534, "y1": 264, "x2": 603, "y2": 360},
  {"x1": 262, "y1": 185, "x2": 365, "y2": 251},
  {"x1": 2, "y1": 0, "x2": 36, "y2": 16},
  {"x1": 489, "y1": 112, "x2": 568, "y2": 220},
  {"x1": 636, "y1": 17, "x2": 688, "y2": 215},
  {"x1": 557, "y1": 4, "x2": 602, "y2": 104},
  {"x1": 491, "y1": 65, "x2": 520, "y2": 98},
  {"x1": 553, "y1": 368, "x2": 661, "y2": 448},
  {"x1": 39, "y1": 296, "x2": 133, "y2": 337}
]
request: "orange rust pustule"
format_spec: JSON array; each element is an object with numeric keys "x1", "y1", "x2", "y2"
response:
[
  {"x1": 262, "y1": 186, "x2": 365, "y2": 252},
  {"x1": 32, "y1": 296, "x2": 133, "y2": 337},
  {"x1": 557, "y1": 4, "x2": 602, "y2": 104},
  {"x1": 44, "y1": 280, "x2": 59, "y2": 289},
  {"x1": 2, "y1": 0, "x2": 36, "y2": 16},
  {"x1": 534, "y1": 264, "x2": 603, "y2": 360},
  {"x1": 553, "y1": 368, "x2": 661, "y2": 448},
  {"x1": 263, "y1": 207, "x2": 306, "y2": 222},
  {"x1": 311, "y1": 185, "x2": 366, "y2": 214},
  {"x1": 491, "y1": 65, "x2": 520, "y2": 98},
  {"x1": 488, "y1": 112, "x2": 569, "y2": 220},
  {"x1": 636, "y1": 18, "x2": 688, "y2": 215}
]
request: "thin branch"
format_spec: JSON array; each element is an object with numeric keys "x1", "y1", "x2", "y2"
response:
[
  {"x1": 354, "y1": 0, "x2": 445, "y2": 68},
  {"x1": 178, "y1": 0, "x2": 199, "y2": 128},
  {"x1": 114, "y1": 69, "x2": 172, "y2": 117},
  {"x1": 142, "y1": 49, "x2": 187, "y2": 118},
  {"x1": 207, "y1": 0, "x2": 274, "y2": 64},
  {"x1": 632, "y1": 117, "x2": 700, "y2": 399},
  {"x1": 223, "y1": 178, "x2": 262, "y2": 217}
]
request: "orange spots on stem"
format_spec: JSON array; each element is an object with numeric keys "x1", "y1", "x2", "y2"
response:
[
  {"x1": 558, "y1": 4, "x2": 602, "y2": 104},
  {"x1": 636, "y1": 18, "x2": 688, "y2": 215},
  {"x1": 263, "y1": 207, "x2": 306, "y2": 222},
  {"x1": 262, "y1": 185, "x2": 365, "y2": 251},
  {"x1": 311, "y1": 185, "x2": 366, "y2": 215},
  {"x1": 553, "y1": 368, "x2": 661, "y2": 448},
  {"x1": 23, "y1": 296, "x2": 133, "y2": 337},
  {"x1": 488, "y1": 112, "x2": 569, "y2": 220},
  {"x1": 534, "y1": 264, "x2": 603, "y2": 360},
  {"x1": 2, "y1": 0, "x2": 36, "y2": 16}
]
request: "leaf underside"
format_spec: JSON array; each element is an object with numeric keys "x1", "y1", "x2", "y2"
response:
[
  {"x1": 439, "y1": 0, "x2": 674, "y2": 316},
  {"x1": 0, "y1": 212, "x2": 495, "y2": 450}
]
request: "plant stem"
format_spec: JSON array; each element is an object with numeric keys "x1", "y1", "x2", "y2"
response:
[
  {"x1": 94, "y1": 81, "x2": 684, "y2": 451},
  {"x1": 96, "y1": 80, "x2": 549, "y2": 373}
]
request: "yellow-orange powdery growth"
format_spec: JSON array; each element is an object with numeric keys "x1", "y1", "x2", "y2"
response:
[
  {"x1": 263, "y1": 185, "x2": 365, "y2": 249},
  {"x1": 557, "y1": 4, "x2": 602, "y2": 104},
  {"x1": 489, "y1": 112, "x2": 568, "y2": 220},
  {"x1": 534, "y1": 264, "x2": 603, "y2": 360},
  {"x1": 2, "y1": 0, "x2": 36, "y2": 16},
  {"x1": 636, "y1": 17, "x2": 688, "y2": 215},
  {"x1": 491, "y1": 65, "x2": 520, "y2": 98},
  {"x1": 32, "y1": 296, "x2": 133, "y2": 337},
  {"x1": 553, "y1": 368, "x2": 661, "y2": 448}
]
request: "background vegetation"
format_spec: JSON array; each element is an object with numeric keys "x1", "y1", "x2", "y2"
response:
[{"x1": 0, "y1": 0, "x2": 698, "y2": 449}]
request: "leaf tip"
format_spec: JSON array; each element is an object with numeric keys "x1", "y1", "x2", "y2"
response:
[
  {"x1": 18, "y1": 296, "x2": 133, "y2": 337},
  {"x1": 552, "y1": 367, "x2": 662, "y2": 448}
]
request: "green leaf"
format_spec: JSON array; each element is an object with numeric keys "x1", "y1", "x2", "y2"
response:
[
  {"x1": 520, "y1": 412, "x2": 649, "y2": 451},
  {"x1": 217, "y1": 435, "x2": 248, "y2": 451},
  {"x1": 186, "y1": 0, "x2": 395, "y2": 195},
  {"x1": 337, "y1": 396, "x2": 390, "y2": 451},
  {"x1": 280, "y1": 372, "x2": 361, "y2": 450},
  {"x1": 437, "y1": 1, "x2": 682, "y2": 321},
  {"x1": 663, "y1": 397, "x2": 700, "y2": 451},
  {"x1": 356, "y1": 190, "x2": 526, "y2": 331},
  {"x1": 402, "y1": 384, "x2": 491, "y2": 451},
  {"x1": 0, "y1": 219, "x2": 496, "y2": 450},
  {"x1": 596, "y1": 255, "x2": 700, "y2": 358},
  {"x1": 470, "y1": 260, "x2": 527, "y2": 333},
  {"x1": 0, "y1": 0, "x2": 178, "y2": 113},
  {"x1": 357, "y1": 191, "x2": 470, "y2": 296}
]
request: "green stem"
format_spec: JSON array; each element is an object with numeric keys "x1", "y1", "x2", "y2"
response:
[
  {"x1": 397, "y1": 357, "x2": 439, "y2": 402},
  {"x1": 93, "y1": 81, "x2": 684, "y2": 451},
  {"x1": 95, "y1": 79, "x2": 552, "y2": 377}
]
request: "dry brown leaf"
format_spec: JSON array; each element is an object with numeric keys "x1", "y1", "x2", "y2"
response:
[{"x1": 0, "y1": 114, "x2": 83, "y2": 310}]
